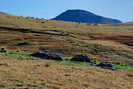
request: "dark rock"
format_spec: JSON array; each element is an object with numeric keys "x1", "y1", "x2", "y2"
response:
[
  {"x1": 31, "y1": 51, "x2": 63, "y2": 61},
  {"x1": 0, "y1": 48, "x2": 7, "y2": 53},
  {"x1": 0, "y1": 40, "x2": 9, "y2": 44},
  {"x1": 47, "y1": 53, "x2": 63, "y2": 60},
  {"x1": 44, "y1": 64, "x2": 50, "y2": 67},
  {"x1": 71, "y1": 54, "x2": 91, "y2": 62},
  {"x1": 95, "y1": 62, "x2": 116, "y2": 70},
  {"x1": 16, "y1": 42, "x2": 31, "y2": 46},
  {"x1": 125, "y1": 43, "x2": 133, "y2": 46},
  {"x1": 31, "y1": 51, "x2": 47, "y2": 59}
]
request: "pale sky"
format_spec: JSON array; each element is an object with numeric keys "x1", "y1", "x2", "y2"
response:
[{"x1": 0, "y1": 0, "x2": 133, "y2": 22}]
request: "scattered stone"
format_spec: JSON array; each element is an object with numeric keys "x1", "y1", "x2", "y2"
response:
[
  {"x1": 0, "y1": 48, "x2": 7, "y2": 53},
  {"x1": 31, "y1": 50, "x2": 63, "y2": 61},
  {"x1": 0, "y1": 63, "x2": 9, "y2": 66},
  {"x1": 45, "y1": 63, "x2": 50, "y2": 67},
  {"x1": 16, "y1": 42, "x2": 31, "y2": 46},
  {"x1": 0, "y1": 40, "x2": 8, "y2": 44},
  {"x1": 70, "y1": 54, "x2": 91, "y2": 62},
  {"x1": 127, "y1": 74, "x2": 133, "y2": 78},
  {"x1": 125, "y1": 43, "x2": 133, "y2": 46},
  {"x1": 94, "y1": 62, "x2": 116, "y2": 70},
  {"x1": 47, "y1": 53, "x2": 63, "y2": 60}
]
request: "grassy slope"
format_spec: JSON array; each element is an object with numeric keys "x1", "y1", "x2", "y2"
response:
[
  {"x1": 0, "y1": 12, "x2": 133, "y2": 89},
  {"x1": 0, "y1": 12, "x2": 133, "y2": 65},
  {"x1": 1, "y1": 50, "x2": 133, "y2": 70},
  {"x1": 0, "y1": 52, "x2": 133, "y2": 89}
]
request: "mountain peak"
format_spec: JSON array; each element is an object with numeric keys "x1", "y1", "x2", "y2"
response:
[
  {"x1": 66, "y1": 9, "x2": 95, "y2": 14},
  {"x1": 52, "y1": 9, "x2": 122, "y2": 24}
]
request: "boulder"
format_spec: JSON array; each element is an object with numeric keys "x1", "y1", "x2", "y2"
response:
[
  {"x1": 31, "y1": 51, "x2": 47, "y2": 59},
  {"x1": 0, "y1": 48, "x2": 7, "y2": 53},
  {"x1": 47, "y1": 53, "x2": 63, "y2": 60},
  {"x1": 95, "y1": 62, "x2": 116, "y2": 70},
  {"x1": 71, "y1": 54, "x2": 91, "y2": 62},
  {"x1": 16, "y1": 42, "x2": 31, "y2": 46},
  {"x1": 31, "y1": 51, "x2": 63, "y2": 60}
]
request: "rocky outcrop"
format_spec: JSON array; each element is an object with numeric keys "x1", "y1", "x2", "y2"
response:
[{"x1": 70, "y1": 54, "x2": 91, "y2": 62}]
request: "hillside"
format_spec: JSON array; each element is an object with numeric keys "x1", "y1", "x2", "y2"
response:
[
  {"x1": 0, "y1": 12, "x2": 133, "y2": 65},
  {"x1": 0, "y1": 56, "x2": 133, "y2": 89},
  {"x1": 52, "y1": 9, "x2": 122, "y2": 24},
  {"x1": 0, "y1": 12, "x2": 133, "y2": 89}
]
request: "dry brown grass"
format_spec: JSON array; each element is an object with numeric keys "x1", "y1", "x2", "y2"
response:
[
  {"x1": 0, "y1": 58, "x2": 133, "y2": 89},
  {"x1": 0, "y1": 12, "x2": 133, "y2": 89},
  {"x1": 0, "y1": 12, "x2": 133, "y2": 65}
]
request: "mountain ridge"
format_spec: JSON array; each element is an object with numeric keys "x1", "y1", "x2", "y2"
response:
[{"x1": 52, "y1": 9, "x2": 122, "y2": 24}]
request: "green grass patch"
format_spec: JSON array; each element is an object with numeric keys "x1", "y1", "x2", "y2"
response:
[
  {"x1": 0, "y1": 50, "x2": 133, "y2": 70},
  {"x1": 0, "y1": 50, "x2": 36, "y2": 60},
  {"x1": 59, "y1": 60, "x2": 90, "y2": 67},
  {"x1": 115, "y1": 64, "x2": 133, "y2": 70},
  {"x1": 59, "y1": 61, "x2": 133, "y2": 71},
  {"x1": 7, "y1": 50, "x2": 31, "y2": 57}
]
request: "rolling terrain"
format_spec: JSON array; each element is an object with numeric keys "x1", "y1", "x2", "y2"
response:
[
  {"x1": 0, "y1": 12, "x2": 133, "y2": 65},
  {"x1": 0, "y1": 12, "x2": 133, "y2": 89}
]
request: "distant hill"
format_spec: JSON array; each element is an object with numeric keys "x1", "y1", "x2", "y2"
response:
[{"x1": 52, "y1": 9, "x2": 122, "y2": 24}]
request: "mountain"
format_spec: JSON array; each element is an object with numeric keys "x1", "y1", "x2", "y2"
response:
[{"x1": 52, "y1": 9, "x2": 122, "y2": 24}]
